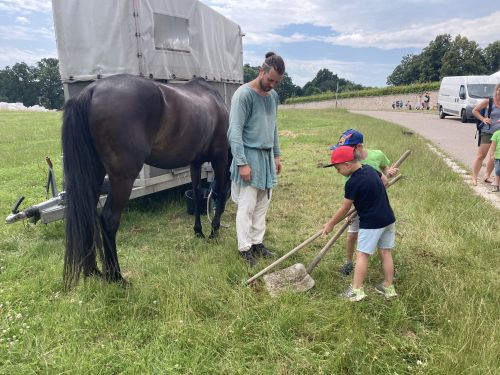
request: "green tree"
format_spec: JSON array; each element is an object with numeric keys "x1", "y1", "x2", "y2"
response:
[
  {"x1": 0, "y1": 62, "x2": 39, "y2": 106},
  {"x1": 34, "y1": 58, "x2": 64, "y2": 109},
  {"x1": 441, "y1": 35, "x2": 487, "y2": 77},
  {"x1": 483, "y1": 41, "x2": 500, "y2": 74},
  {"x1": 243, "y1": 64, "x2": 259, "y2": 83},
  {"x1": 303, "y1": 68, "x2": 363, "y2": 93},
  {"x1": 0, "y1": 59, "x2": 64, "y2": 109},
  {"x1": 386, "y1": 54, "x2": 422, "y2": 85},
  {"x1": 419, "y1": 34, "x2": 452, "y2": 82},
  {"x1": 274, "y1": 72, "x2": 301, "y2": 103}
]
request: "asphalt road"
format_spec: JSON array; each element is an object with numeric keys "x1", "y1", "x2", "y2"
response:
[
  {"x1": 350, "y1": 110, "x2": 500, "y2": 209},
  {"x1": 350, "y1": 110, "x2": 478, "y2": 169}
]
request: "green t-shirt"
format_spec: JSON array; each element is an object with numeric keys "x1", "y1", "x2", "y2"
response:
[
  {"x1": 362, "y1": 149, "x2": 390, "y2": 172},
  {"x1": 492, "y1": 130, "x2": 500, "y2": 159},
  {"x1": 344, "y1": 149, "x2": 390, "y2": 183}
]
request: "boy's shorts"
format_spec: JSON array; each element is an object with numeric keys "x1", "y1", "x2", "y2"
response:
[
  {"x1": 495, "y1": 159, "x2": 500, "y2": 177},
  {"x1": 347, "y1": 216, "x2": 360, "y2": 233},
  {"x1": 357, "y1": 223, "x2": 395, "y2": 255}
]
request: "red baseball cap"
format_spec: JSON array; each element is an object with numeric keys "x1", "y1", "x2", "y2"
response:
[{"x1": 330, "y1": 145, "x2": 355, "y2": 165}]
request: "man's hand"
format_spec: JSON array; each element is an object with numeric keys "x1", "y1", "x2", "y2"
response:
[
  {"x1": 239, "y1": 165, "x2": 252, "y2": 181},
  {"x1": 275, "y1": 156, "x2": 282, "y2": 175}
]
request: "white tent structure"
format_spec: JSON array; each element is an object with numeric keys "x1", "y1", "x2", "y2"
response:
[
  {"x1": 491, "y1": 71, "x2": 500, "y2": 78},
  {"x1": 25, "y1": 0, "x2": 244, "y2": 223}
]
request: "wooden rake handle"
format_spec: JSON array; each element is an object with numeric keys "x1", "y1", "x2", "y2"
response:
[
  {"x1": 392, "y1": 149, "x2": 411, "y2": 168},
  {"x1": 246, "y1": 229, "x2": 323, "y2": 285},
  {"x1": 305, "y1": 174, "x2": 403, "y2": 274},
  {"x1": 245, "y1": 150, "x2": 410, "y2": 285}
]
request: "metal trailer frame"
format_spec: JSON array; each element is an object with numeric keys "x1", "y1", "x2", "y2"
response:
[{"x1": 6, "y1": 0, "x2": 243, "y2": 225}]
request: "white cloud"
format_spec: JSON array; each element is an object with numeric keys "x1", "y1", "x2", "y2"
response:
[
  {"x1": 16, "y1": 16, "x2": 29, "y2": 24},
  {"x1": 0, "y1": 25, "x2": 53, "y2": 40},
  {"x1": 206, "y1": 1, "x2": 500, "y2": 48},
  {"x1": 0, "y1": 0, "x2": 51, "y2": 13},
  {"x1": 0, "y1": 46, "x2": 56, "y2": 66},
  {"x1": 325, "y1": 11, "x2": 500, "y2": 49}
]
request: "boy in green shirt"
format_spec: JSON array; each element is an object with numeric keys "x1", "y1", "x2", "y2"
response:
[
  {"x1": 488, "y1": 130, "x2": 500, "y2": 193},
  {"x1": 330, "y1": 129, "x2": 399, "y2": 276}
]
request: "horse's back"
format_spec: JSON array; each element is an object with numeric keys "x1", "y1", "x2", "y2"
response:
[{"x1": 82, "y1": 74, "x2": 228, "y2": 170}]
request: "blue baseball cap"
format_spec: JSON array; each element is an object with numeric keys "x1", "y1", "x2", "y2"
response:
[{"x1": 329, "y1": 129, "x2": 364, "y2": 150}]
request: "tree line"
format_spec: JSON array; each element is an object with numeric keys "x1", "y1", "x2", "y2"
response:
[
  {"x1": 387, "y1": 34, "x2": 500, "y2": 86},
  {"x1": 244, "y1": 64, "x2": 364, "y2": 103},
  {"x1": 0, "y1": 58, "x2": 64, "y2": 110}
]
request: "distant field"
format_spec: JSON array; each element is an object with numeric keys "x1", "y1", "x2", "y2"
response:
[{"x1": 0, "y1": 110, "x2": 498, "y2": 374}]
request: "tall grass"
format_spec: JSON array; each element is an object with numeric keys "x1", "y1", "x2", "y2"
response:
[{"x1": 0, "y1": 110, "x2": 498, "y2": 374}]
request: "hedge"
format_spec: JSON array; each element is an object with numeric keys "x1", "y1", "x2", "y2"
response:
[{"x1": 285, "y1": 82, "x2": 440, "y2": 104}]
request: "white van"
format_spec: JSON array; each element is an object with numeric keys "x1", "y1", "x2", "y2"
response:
[{"x1": 437, "y1": 75, "x2": 499, "y2": 122}]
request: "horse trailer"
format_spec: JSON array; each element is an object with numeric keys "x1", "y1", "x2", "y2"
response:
[{"x1": 6, "y1": 0, "x2": 243, "y2": 225}]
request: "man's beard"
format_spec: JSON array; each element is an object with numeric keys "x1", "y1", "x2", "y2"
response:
[{"x1": 259, "y1": 78, "x2": 272, "y2": 92}]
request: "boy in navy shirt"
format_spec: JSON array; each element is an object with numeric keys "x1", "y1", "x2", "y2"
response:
[{"x1": 322, "y1": 146, "x2": 397, "y2": 302}]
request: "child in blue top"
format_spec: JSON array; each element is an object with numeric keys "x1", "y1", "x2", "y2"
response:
[{"x1": 322, "y1": 146, "x2": 397, "y2": 302}]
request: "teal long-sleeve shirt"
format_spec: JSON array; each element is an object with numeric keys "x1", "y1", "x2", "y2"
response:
[{"x1": 227, "y1": 84, "x2": 281, "y2": 190}]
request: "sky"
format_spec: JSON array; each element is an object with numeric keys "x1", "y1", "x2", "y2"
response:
[{"x1": 0, "y1": 0, "x2": 499, "y2": 88}]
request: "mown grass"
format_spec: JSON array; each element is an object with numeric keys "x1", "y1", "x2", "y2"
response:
[{"x1": 0, "y1": 109, "x2": 498, "y2": 374}]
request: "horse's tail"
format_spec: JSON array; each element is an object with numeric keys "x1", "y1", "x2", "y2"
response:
[{"x1": 61, "y1": 88, "x2": 104, "y2": 289}]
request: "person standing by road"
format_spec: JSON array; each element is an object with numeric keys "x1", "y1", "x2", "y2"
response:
[
  {"x1": 228, "y1": 52, "x2": 285, "y2": 266},
  {"x1": 471, "y1": 83, "x2": 500, "y2": 186}
]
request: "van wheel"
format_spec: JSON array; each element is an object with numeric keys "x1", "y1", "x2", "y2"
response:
[
  {"x1": 461, "y1": 109, "x2": 468, "y2": 123},
  {"x1": 439, "y1": 106, "x2": 446, "y2": 119}
]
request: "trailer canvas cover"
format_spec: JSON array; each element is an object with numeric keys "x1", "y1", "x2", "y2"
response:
[{"x1": 52, "y1": 0, "x2": 243, "y2": 83}]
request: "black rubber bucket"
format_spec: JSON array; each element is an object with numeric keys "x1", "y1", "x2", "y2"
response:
[{"x1": 185, "y1": 188, "x2": 209, "y2": 215}]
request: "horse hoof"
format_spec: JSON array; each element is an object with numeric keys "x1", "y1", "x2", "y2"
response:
[
  {"x1": 208, "y1": 230, "x2": 219, "y2": 239},
  {"x1": 195, "y1": 232, "x2": 205, "y2": 238}
]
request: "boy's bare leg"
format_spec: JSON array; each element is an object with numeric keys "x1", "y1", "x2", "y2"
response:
[
  {"x1": 379, "y1": 248, "x2": 394, "y2": 286},
  {"x1": 352, "y1": 251, "x2": 369, "y2": 289},
  {"x1": 346, "y1": 232, "x2": 357, "y2": 263}
]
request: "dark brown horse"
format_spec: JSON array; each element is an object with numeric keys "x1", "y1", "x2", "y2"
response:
[{"x1": 61, "y1": 74, "x2": 231, "y2": 288}]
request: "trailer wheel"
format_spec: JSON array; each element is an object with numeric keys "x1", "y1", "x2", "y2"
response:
[
  {"x1": 439, "y1": 106, "x2": 446, "y2": 119},
  {"x1": 461, "y1": 109, "x2": 468, "y2": 123}
]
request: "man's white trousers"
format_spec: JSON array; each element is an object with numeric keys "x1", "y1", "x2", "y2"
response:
[{"x1": 231, "y1": 182, "x2": 271, "y2": 252}]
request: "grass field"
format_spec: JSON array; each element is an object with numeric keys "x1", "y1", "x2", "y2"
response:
[{"x1": 0, "y1": 109, "x2": 498, "y2": 374}]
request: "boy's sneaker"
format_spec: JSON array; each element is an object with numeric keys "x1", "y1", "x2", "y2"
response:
[
  {"x1": 339, "y1": 261, "x2": 354, "y2": 276},
  {"x1": 339, "y1": 285, "x2": 366, "y2": 302},
  {"x1": 239, "y1": 250, "x2": 257, "y2": 267},
  {"x1": 375, "y1": 283, "x2": 398, "y2": 299}
]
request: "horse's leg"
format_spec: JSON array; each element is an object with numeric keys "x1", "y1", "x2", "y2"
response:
[
  {"x1": 99, "y1": 176, "x2": 135, "y2": 283},
  {"x1": 190, "y1": 163, "x2": 204, "y2": 238},
  {"x1": 82, "y1": 169, "x2": 106, "y2": 279},
  {"x1": 208, "y1": 156, "x2": 229, "y2": 239}
]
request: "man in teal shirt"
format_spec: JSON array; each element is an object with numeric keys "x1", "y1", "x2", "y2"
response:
[{"x1": 228, "y1": 52, "x2": 285, "y2": 266}]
